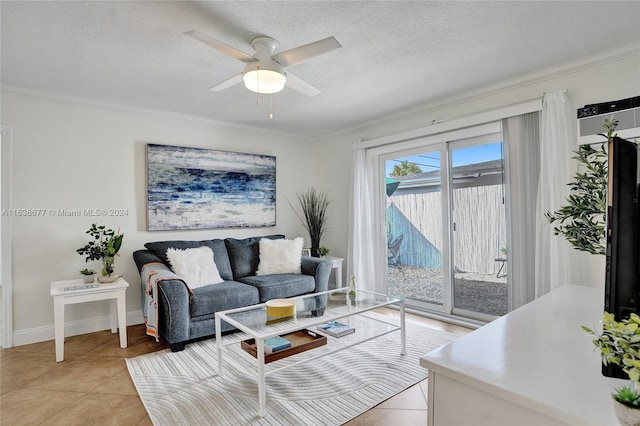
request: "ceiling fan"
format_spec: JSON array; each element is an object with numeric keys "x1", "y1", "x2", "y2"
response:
[{"x1": 184, "y1": 30, "x2": 341, "y2": 97}]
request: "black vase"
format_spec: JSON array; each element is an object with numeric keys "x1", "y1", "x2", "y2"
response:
[{"x1": 310, "y1": 247, "x2": 320, "y2": 257}]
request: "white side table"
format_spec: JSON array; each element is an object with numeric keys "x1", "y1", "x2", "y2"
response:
[
  {"x1": 50, "y1": 277, "x2": 129, "y2": 362},
  {"x1": 325, "y1": 256, "x2": 344, "y2": 288}
]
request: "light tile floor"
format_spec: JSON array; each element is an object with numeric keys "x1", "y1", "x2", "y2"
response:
[{"x1": 0, "y1": 309, "x2": 472, "y2": 425}]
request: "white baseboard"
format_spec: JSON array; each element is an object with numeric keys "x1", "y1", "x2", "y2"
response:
[{"x1": 11, "y1": 310, "x2": 144, "y2": 347}]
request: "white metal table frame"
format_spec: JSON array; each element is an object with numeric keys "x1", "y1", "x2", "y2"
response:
[
  {"x1": 50, "y1": 278, "x2": 129, "y2": 362},
  {"x1": 214, "y1": 288, "x2": 406, "y2": 417}
]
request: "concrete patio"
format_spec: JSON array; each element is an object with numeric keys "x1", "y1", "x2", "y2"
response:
[{"x1": 387, "y1": 266, "x2": 508, "y2": 317}]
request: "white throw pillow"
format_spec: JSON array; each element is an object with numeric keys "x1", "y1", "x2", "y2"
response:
[
  {"x1": 256, "y1": 237, "x2": 304, "y2": 275},
  {"x1": 166, "y1": 246, "x2": 224, "y2": 289}
]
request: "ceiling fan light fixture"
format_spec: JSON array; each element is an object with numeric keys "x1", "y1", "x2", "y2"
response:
[{"x1": 243, "y1": 62, "x2": 286, "y2": 94}]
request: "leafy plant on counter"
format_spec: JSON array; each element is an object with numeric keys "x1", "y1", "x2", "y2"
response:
[
  {"x1": 583, "y1": 312, "x2": 640, "y2": 408},
  {"x1": 614, "y1": 386, "x2": 640, "y2": 409}
]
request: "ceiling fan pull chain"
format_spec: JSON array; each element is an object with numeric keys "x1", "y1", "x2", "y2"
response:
[
  {"x1": 269, "y1": 94, "x2": 274, "y2": 120},
  {"x1": 255, "y1": 68, "x2": 261, "y2": 108}
]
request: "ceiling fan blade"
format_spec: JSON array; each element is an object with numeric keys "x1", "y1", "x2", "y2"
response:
[
  {"x1": 285, "y1": 72, "x2": 321, "y2": 97},
  {"x1": 184, "y1": 30, "x2": 257, "y2": 63},
  {"x1": 208, "y1": 73, "x2": 244, "y2": 92},
  {"x1": 272, "y1": 36, "x2": 341, "y2": 67}
]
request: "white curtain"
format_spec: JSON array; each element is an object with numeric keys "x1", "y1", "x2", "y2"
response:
[
  {"x1": 347, "y1": 148, "x2": 377, "y2": 292},
  {"x1": 503, "y1": 111, "x2": 540, "y2": 309},
  {"x1": 535, "y1": 91, "x2": 577, "y2": 297}
]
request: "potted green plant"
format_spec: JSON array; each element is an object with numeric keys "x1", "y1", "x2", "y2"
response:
[
  {"x1": 583, "y1": 312, "x2": 640, "y2": 425},
  {"x1": 318, "y1": 246, "x2": 330, "y2": 257},
  {"x1": 545, "y1": 119, "x2": 617, "y2": 255},
  {"x1": 289, "y1": 188, "x2": 331, "y2": 257},
  {"x1": 76, "y1": 223, "x2": 124, "y2": 282},
  {"x1": 79, "y1": 268, "x2": 96, "y2": 283}
]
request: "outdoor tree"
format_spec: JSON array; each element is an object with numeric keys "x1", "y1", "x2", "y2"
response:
[{"x1": 390, "y1": 160, "x2": 422, "y2": 177}]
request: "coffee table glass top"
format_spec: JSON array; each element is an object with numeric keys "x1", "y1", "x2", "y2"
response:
[{"x1": 216, "y1": 288, "x2": 402, "y2": 339}]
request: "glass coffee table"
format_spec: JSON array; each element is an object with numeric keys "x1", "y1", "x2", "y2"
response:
[{"x1": 214, "y1": 287, "x2": 406, "y2": 417}]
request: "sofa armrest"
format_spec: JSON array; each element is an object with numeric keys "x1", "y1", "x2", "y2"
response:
[
  {"x1": 155, "y1": 279, "x2": 191, "y2": 344},
  {"x1": 301, "y1": 256, "x2": 332, "y2": 293},
  {"x1": 133, "y1": 249, "x2": 191, "y2": 345},
  {"x1": 133, "y1": 249, "x2": 165, "y2": 273}
]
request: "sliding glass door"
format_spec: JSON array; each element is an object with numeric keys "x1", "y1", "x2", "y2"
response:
[
  {"x1": 449, "y1": 138, "x2": 507, "y2": 318},
  {"x1": 385, "y1": 147, "x2": 449, "y2": 311},
  {"x1": 382, "y1": 124, "x2": 508, "y2": 321}
]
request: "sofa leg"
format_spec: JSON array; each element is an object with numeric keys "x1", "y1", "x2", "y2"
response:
[{"x1": 170, "y1": 342, "x2": 186, "y2": 352}]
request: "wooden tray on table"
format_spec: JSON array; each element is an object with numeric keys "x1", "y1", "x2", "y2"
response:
[{"x1": 241, "y1": 329, "x2": 327, "y2": 363}]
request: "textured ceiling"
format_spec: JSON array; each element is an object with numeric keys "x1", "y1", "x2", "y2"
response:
[{"x1": 2, "y1": 1, "x2": 640, "y2": 137}]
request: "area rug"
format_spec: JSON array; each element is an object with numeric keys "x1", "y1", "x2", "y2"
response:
[{"x1": 126, "y1": 313, "x2": 458, "y2": 425}]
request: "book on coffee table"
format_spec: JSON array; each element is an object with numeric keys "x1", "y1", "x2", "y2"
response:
[
  {"x1": 263, "y1": 336, "x2": 292, "y2": 354},
  {"x1": 317, "y1": 321, "x2": 355, "y2": 337}
]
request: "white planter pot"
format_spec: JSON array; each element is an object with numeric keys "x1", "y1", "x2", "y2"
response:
[
  {"x1": 614, "y1": 399, "x2": 640, "y2": 426},
  {"x1": 98, "y1": 274, "x2": 120, "y2": 283}
]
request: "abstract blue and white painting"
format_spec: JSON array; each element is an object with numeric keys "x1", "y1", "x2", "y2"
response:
[{"x1": 147, "y1": 144, "x2": 276, "y2": 230}]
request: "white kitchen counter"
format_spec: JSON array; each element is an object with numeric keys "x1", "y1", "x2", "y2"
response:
[{"x1": 420, "y1": 285, "x2": 623, "y2": 425}]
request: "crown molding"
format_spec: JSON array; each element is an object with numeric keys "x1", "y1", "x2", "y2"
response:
[{"x1": 0, "y1": 86, "x2": 311, "y2": 141}]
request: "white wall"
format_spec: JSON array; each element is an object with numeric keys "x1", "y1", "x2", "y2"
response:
[
  {"x1": 1, "y1": 93, "x2": 317, "y2": 345},
  {"x1": 316, "y1": 47, "x2": 640, "y2": 290}
]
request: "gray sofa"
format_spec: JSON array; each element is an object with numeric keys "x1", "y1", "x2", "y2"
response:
[{"x1": 133, "y1": 234, "x2": 332, "y2": 351}]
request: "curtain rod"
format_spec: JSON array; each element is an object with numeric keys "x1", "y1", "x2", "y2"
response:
[
  {"x1": 427, "y1": 94, "x2": 546, "y2": 127},
  {"x1": 356, "y1": 94, "x2": 550, "y2": 150},
  {"x1": 427, "y1": 89, "x2": 568, "y2": 127}
]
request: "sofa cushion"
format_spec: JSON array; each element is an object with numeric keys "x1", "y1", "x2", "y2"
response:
[
  {"x1": 225, "y1": 234, "x2": 285, "y2": 279},
  {"x1": 190, "y1": 281, "x2": 260, "y2": 317},
  {"x1": 257, "y1": 237, "x2": 303, "y2": 275},
  {"x1": 239, "y1": 274, "x2": 315, "y2": 302},
  {"x1": 166, "y1": 246, "x2": 224, "y2": 289},
  {"x1": 144, "y1": 239, "x2": 233, "y2": 281}
]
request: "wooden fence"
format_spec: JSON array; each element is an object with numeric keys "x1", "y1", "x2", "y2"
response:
[{"x1": 388, "y1": 184, "x2": 506, "y2": 274}]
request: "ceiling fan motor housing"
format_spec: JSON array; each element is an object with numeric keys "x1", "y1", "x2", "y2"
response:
[{"x1": 243, "y1": 37, "x2": 287, "y2": 94}]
